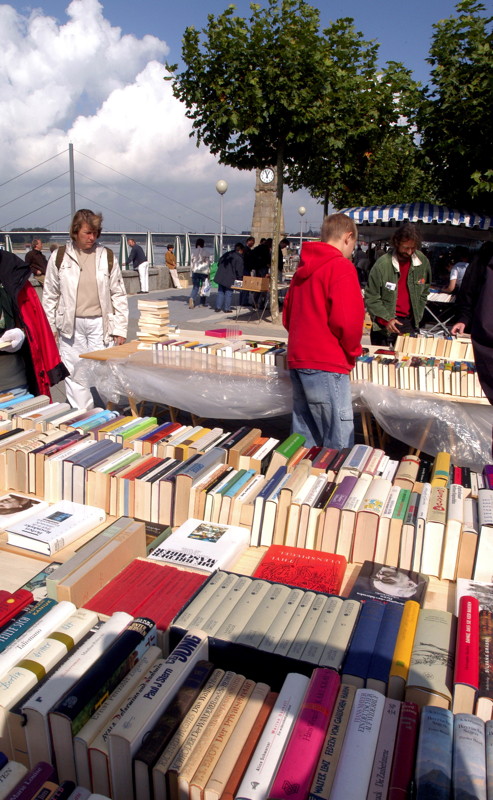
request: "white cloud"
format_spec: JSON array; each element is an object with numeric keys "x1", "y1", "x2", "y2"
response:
[{"x1": 0, "y1": 0, "x2": 321, "y2": 234}]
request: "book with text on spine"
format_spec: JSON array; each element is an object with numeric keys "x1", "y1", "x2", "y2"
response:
[
  {"x1": 148, "y1": 517, "x2": 250, "y2": 573},
  {"x1": 6, "y1": 500, "x2": 106, "y2": 555},
  {"x1": 253, "y1": 544, "x2": 346, "y2": 595},
  {"x1": 348, "y1": 560, "x2": 429, "y2": 607}
]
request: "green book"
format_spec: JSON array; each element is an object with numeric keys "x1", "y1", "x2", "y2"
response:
[
  {"x1": 115, "y1": 417, "x2": 158, "y2": 443},
  {"x1": 393, "y1": 488, "x2": 411, "y2": 522},
  {"x1": 274, "y1": 432, "x2": 306, "y2": 457}
]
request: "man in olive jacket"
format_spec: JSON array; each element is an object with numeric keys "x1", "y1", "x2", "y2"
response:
[{"x1": 365, "y1": 223, "x2": 431, "y2": 346}]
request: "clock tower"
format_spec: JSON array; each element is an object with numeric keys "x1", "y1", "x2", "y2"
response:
[{"x1": 251, "y1": 167, "x2": 285, "y2": 243}]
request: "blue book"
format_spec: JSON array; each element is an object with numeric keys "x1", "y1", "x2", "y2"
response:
[
  {"x1": 366, "y1": 601, "x2": 404, "y2": 693},
  {"x1": 63, "y1": 439, "x2": 123, "y2": 503},
  {"x1": 250, "y1": 465, "x2": 288, "y2": 547},
  {"x1": 415, "y1": 706, "x2": 453, "y2": 800},
  {"x1": 341, "y1": 598, "x2": 386, "y2": 687},
  {"x1": 135, "y1": 421, "x2": 176, "y2": 443},
  {"x1": 0, "y1": 752, "x2": 7, "y2": 770},
  {"x1": 0, "y1": 597, "x2": 58, "y2": 653},
  {"x1": 76, "y1": 409, "x2": 119, "y2": 431},
  {"x1": 0, "y1": 393, "x2": 33, "y2": 409}
]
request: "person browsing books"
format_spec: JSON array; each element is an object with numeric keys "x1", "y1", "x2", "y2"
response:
[
  {"x1": 282, "y1": 213, "x2": 364, "y2": 449},
  {"x1": 364, "y1": 222, "x2": 431, "y2": 346},
  {"x1": 43, "y1": 208, "x2": 128, "y2": 410}
]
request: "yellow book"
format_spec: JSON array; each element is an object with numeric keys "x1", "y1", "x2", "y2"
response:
[
  {"x1": 174, "y1": 427, "x2": 211, "y2": 461},
  {"x1": 387, "y1": 600, "x2": 420, "y2": 701},
  {"x1": 97, "y1": 415, "x2": 136, "y2": 440},
  {"x1": 430, "y1": 451, "x2": 451, "y2": 487}
]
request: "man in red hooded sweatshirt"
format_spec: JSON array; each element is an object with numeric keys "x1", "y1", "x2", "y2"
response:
[{"x1": 282, "y1": 213, "x2": 364, "y2": 449}]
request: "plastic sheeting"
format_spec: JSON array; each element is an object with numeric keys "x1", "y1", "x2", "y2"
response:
[
  {"x1": 73, "y1": 348, "x2": 293, "y2": 419},
  {"x1": 352, "y1": 382, "x2": 493, "y2": 470}
]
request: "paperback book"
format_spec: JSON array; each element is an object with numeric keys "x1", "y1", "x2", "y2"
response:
[
  {"x1": 148, "y1": 518, "x2": 250, "y2": 572},
  {"x1": 6, "y1": 500, "x2": 106, "y2": 555},
  {"x1": 348, "y1": 560, "x2": 429, "y2": 606},
  {"x1": 253, "y1": 545, "x2": 346, "y2": 595}
]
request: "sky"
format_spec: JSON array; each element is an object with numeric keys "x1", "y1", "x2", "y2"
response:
[{"x1": 1, "y1": 0, "x2": 462, "y2": 237}]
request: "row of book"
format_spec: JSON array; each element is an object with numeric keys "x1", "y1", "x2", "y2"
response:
[
  {"x1": 3, "y1": 609, "x2": 493, "y2": 800},
  {"x1": 395, "y1": 332, "x2": 473, "y2": 360},
  {"x1": 0, "y1": 757, "x2": 109, "y2": 799},
  {"x1": 354, "y1": 352, "x2": 486, "y2": 397},
  {"x1": 149, "y1": 337, "x2": 288, "y2": 368}
]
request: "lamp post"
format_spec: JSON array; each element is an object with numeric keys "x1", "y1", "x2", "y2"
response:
[
  {"x1": 298, "y1": 206, "x2": 306, "y2": 252},
  {"x1": 216, "y1": 180, "x2": 228, "y2": 258}
]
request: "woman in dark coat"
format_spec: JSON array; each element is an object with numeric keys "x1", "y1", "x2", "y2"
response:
[
  {"x1": 0, "y1": 249, "x2": 68, "y2": 397},
  {"x1": 451, "y1": 241, "x2": 493, "y2": 403},
  {"x1": 214, "y1": 243, "x2": 244, "y2": 313}
]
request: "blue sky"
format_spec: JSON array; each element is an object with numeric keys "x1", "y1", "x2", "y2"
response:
[{"x1": 2, "y1": 0, "x2": 462, "y2": 235}]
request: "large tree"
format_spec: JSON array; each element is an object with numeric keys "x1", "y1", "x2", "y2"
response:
[
  {"x1": 168, "y1": 0, "x2": 421, "y2": 320},
  {"x1": 418, "y1": 0, "x2": 493, "y2": 215}
]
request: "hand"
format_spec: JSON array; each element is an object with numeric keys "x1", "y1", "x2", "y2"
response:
[
  {"x1": 0, "y1": 328, "x2": 26, "y2": 352},
  {"x1": 385, "y1": 318, "x2": 402, "y2": 335},
  {"x1": 451, "y1": 322, "x2": 466, "y2": 336},
  {"x1": 112, "y1": 336, "x2": 126, "y2": 347}
]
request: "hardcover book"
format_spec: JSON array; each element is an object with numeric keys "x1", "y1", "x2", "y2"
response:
[
  {"x1": 453, "y1": 713, "x2": 487, "y2": 800},
  {"x1": 405, "y1": 607, "x2": 456, "y2": 709},
  {"x1": 415, "y1": 706, "x2": 453, "y2": 800},
  {"x1": 308, "y1": 682, "x2": 357, "y2": 800},
  {"x1": 387, "y1": 701, "x2": 419, "y2": 800},
  {"x1": 0, "y1": 492, "x2": 48, "y2": 528},
  {"x1": 453, "y1": 595, "x2": 480, "y2": 714},
  {"x1": 253, "y1": 544, "x2": 346, "y2": 595},
  {"x1": 348, "y1": 560, "x2": 428, "y2": 606},
  {"x1": 6, "y1": 501, "x2": 106, "y2": 555},
  {"x1": 148, "y1": 518, "x2": 250, "y2": 573}
]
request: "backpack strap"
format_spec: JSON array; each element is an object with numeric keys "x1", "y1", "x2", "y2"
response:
[{"x1": 55, "y1": 245, "x2": 114, "y2": 275}]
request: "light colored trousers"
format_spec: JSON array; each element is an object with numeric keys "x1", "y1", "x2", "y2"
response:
[
  {"x1": 137, "y1": 261, "x2": 149, "y2": 292},
  {"x1": 59, "y1": 316, "x2": 108, "y2": 409}
]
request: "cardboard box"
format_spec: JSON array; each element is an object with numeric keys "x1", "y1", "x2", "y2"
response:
[{"x1": 242, "y1": 275, "x2": 270, "y2": 292}]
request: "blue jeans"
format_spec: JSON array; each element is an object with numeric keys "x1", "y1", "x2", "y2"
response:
[
  {"x1": 290, "y1": 368, "x2": 354, "y2": 449},
  {"x1": 215, "y1": 283, "x2": 233, "y2": 312},
  {"x1": 191, "y1": 273, "x2": 207, "y2": 305}
]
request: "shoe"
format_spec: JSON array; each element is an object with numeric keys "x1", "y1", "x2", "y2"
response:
[
  {"x1": 225, "y1": 309, "x2": 234, "y2": 313},
  {"x1": 215, "y1": 308, "x2": 221, "y2": 313},
  {"x1": 188, "y1": 298, "x2": 195, "y2": 309}
]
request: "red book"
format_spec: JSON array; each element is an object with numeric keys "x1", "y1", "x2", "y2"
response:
[
  {"x1": 453, "y1": 465, "x2": 463, "y2": 485},
  {"x1": 387, "y1": 701, "x2": 419, "y2": 800},
  {"x1": 0, "y1": 589, "x2": 33, "y2": 629},
  {"x1": 311, "y1": 447, "x2": 338, "y2": 473},
  {"x1": 253, "y1": 544, "x2": 347, "y2": 595},
  {"x1": 118, "y1": 455, "x2": 163, "y2": 482},
  {"x1": 452, "y1": 594, "x2": 480, "y2": 713},
  {"x1": 269, "y1": 668, "x2": 340, "y2": 800}
]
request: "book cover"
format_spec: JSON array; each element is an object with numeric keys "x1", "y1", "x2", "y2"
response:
[
  {"x1": 0, "y1": 597, "x2": 58, "y2": 655},
  {"x1": 405, "y1": 607, "x2": 456, "y2": 709},
  {"x1": 0, "y1": 492, "x2": 48, "y2": 528},
  {"x1": 253, "y1": 544, "x2": 346, "y2": 595},
  {"x1": 318, "y1": 598, "x2": 361, "y2": 671},
  {"x1": 328, "y1": 688, "x2": 386, "y2": 800},
  {"x1": 453, "y1": 713, "x2": 487, "y2": 800},
  {"x1": 388, "y1": 599, "x2": 420, "y2": 701},
  {"x1": 453, "y1": 595, "x2": 480, "y2": 714},
  {"x1": 366, "y1": 602, "x2": 404, "y2": 694},
  {"x1": 387, "y1": 700, "x2": 419, "y2": 800},
  {"x1": 414, "y1": 706, "x2": 453, "y2": 800},
  {"x1": 365, "y1": 697, "x2": 401, "y2": 800},
  {"x1": 308, "y1": 682, "x2": 357, "y2": 800},
  {"x1": 268, "y1": 668, "x2": 340, "y2": 800},
  {"x1": 348, "y1": 561, "x2": 428, "y2": 606},
  {"x1": 148, "y1": 518, "x2": 250, "y2": 573},
  {"x1": 6, "y1": 501, "x2": 106, "y2": 556},
  {"x1": 0, "y1": 600, "x2": 76, "y2": 677},
  {"x1": 235, "y1": 672, "x2": 310, "y2": 800},
  {"x1": 341, "y1": 599, "x2": 386, "y2": 688}
]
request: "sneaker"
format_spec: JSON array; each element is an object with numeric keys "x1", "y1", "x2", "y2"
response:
[{"x1": 188, "y1": 298, "x2": 195, "y2": 309}]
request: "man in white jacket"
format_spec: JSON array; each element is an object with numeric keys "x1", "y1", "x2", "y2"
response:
[{"x1": 43, "y1": 209, "x2": 129, "y2": 409}]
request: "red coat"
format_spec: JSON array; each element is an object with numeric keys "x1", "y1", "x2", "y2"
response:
[
  {"x1": 0, "y1": 250, "x2": 68, "y2": 398},
  {"x1": 283, "y1": 241, "x2": 364, "y2": 374}
]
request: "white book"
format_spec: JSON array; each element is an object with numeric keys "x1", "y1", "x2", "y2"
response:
[
  {"x1": 7, "y1": 500, "x2": 106, "y2": 555},
  {"x1": 88, "y1": 652, "x2": 165, "y2": 797},
  {"x1": 214, "y1": 580, "x2": 270, "y2": 642},
  {"x1": 455, "y1": 577, "x2": 493, "y2": 616},
  {"x1": 329, "y1": 688, "x2": 386, "y2": 800},
  {"x1": 108, "y1": 629, "x2": 209, "y2": 800},
  {"x1": 374, "y1": 485, "x2": 401, "y2": 565},
  {"x1": 259, "y1": 588, "x2": 305, "y2": 653},
  {"x1": 229, "y1": 473, "x2": 265, "y2": 527},
  {"x1": 421, "y1": 486, "x2": 448, "y2": 578},
  {"x1": 274, "y1": 590, "x2": 316, "y2": 657},
  {"x1": 366, "y1": 697, "x2": 401, "y2": 800},
  {"x1": 380, "y1": 458, "x2": 399, "y2": 482},
  {"x1": 44, "y1": 438, "x2": 94, "y2": 503},
  {"x1": 22, "y1": 611, "x2": 132, "y2": 767},
  {"x1": 259, "y1": 472, "x2": 292, "y2": 547},
  {"x1": 336, "y1": 474, "x2": 372, "y2": 559},
  {"x1": 298, "y1": 473, "x2": 329, "y2": 550},
  {"x1": 172, "y1": 571, "x2": 237, "y2": 631},
  {"x1": 474, "y1": 489, "x2": 493, "y2": 582},
  {"x1": 0, "y1": 759, "x2": 28, "y2": 796},
  {"x1": 284, "y1": 474, "x2": 319, "y2": 548},
  {"x1": 0, "y1": 492, "x2": 48, "y2": 528},
  {"x1": 235, "y1": 672, "x2": 310, "y2": 800},
  {"x1": 301, "y1": 595, "x2": 343, "y2": 664},
  {"x1": 440, "y1": 483, "x2": 465, "y2": 580},
  {"x1": 200, "y1": 575, "x2": 252, "y2": 636},
  {"x1": 67, "y1": 788, "x2": 91, "y2": 800},
  {"x1": 236, "y1": 583, "x2": 292, "y2": 648},
  {"x1": 413, "y1": 482, "x2": 432, "y2": 572},
  {"x1": 0, "y1": 600, "x2": 76, "y2": 676},
  {"x1": 203, "y1": 471, "x2": 238, "y2": 523},
  {"x1": 74, "y1": 646, "x2": 162, "y2": 790},
  {"x1": 338, "y1": 444, "x2": 374, "y2": 478},
  {"x1": 287, "y1": 593, "x2": 328, "y2": 661},
  {"x1": 148, "y1": 517, "x2": 249, "y2": 573}
]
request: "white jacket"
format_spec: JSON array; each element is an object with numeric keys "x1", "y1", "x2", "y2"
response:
[{"x1": 43, "y1": 241, "x2": 129, "y2": 345}]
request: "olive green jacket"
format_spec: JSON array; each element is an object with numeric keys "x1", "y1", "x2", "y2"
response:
[{"x1": 365, "y1": 250, "x2": 431, "y2": 332}]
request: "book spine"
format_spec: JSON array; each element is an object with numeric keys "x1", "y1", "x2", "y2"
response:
[
  {"x1": 453, "y1": 713, "x2": 486, "y2": 799},
  {"x1": 387, "y1": 701, "x2": 419, "y2": 800},
  {"x1": 0, "y1": 598, "x2": 59, "y2": 654},
  {"x1": 454, "y1": 595, "x2": 480, "y2": 690},
  {"x1": 414, "y1": 705, "x2": 453, "y2": 798}
]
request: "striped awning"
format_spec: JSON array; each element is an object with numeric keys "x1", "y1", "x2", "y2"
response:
[{"x1": 337, "y1": 203, "x2": 492, "y2": 231}]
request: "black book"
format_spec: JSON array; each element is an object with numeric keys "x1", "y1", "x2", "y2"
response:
[{"x1": 348, "y1": 560, "x2": 429, "y2": 607}]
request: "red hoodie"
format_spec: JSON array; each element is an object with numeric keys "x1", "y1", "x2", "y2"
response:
[{"x1": 283, "y1": 241, "x2": 364, "y2": 374}]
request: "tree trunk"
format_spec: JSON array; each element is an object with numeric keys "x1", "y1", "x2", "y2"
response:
[
  {"x1": 270, "y1": 148, "x2": 284, "y2": 323},
  {"x1": 323, "y1": 189, "x2": 329, "y2": 218}
]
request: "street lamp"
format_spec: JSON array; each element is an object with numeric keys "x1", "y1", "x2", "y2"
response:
[
  {"x1": 216, "y1": 180, "x2": 228, "y2": 258},
  {"x1": 298, "y1": 206, "x2": 306, "y2": 252}
]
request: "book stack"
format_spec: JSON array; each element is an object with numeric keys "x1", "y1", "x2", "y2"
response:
[
  {"x1": 395, "y1": 332, "x2": 473, "y2": 360},
  {"x1": 136, "y1": 298, "x2": 170, "y2": 343}
]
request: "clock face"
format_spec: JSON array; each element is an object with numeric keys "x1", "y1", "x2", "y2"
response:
[{"x1": 260, "y1": 168, "x2": 275, "y2": 184}]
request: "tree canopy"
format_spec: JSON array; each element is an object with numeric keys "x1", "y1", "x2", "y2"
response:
[{"x1": 418, "y1": 0, "x2": 493, "y2": 216}]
